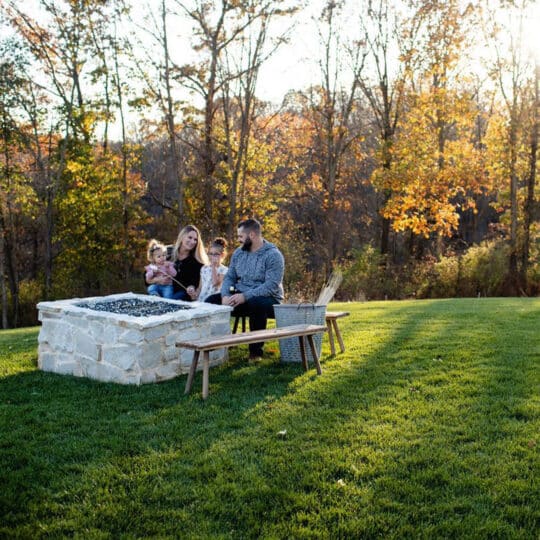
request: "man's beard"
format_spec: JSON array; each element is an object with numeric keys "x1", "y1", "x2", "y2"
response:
[{"x1": 241, "y1": 237, "x2": 252, "y2": 251}]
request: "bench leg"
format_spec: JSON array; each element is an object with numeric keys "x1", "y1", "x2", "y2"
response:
[
  {"x1": 202, "y1": 351, "x2": 210, "y2": 399},
  {"x1": 298, "y1": 336, "x2": 308, "y2": 371},
  {"x1": 332, "y1": 320, "x2": 345, "y2": 353},
  {"x1": 232, "y1": 316, "x2": 247, "y2": 334},
  {"x1": 185, "y1": 350, "x2": 200, "y2": 395},
  {"x1": 326, "y1": 320, "x2": 336, "y2": 356},
  {"x1": 307, "y1": 335, "x2": 322, "y2": 375}
]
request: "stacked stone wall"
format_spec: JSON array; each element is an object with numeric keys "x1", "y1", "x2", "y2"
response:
[{"x1": 37, "y1": 293, "x2": 232, "y2": 385}]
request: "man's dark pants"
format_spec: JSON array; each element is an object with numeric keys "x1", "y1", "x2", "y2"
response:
[{"x1": 231, "y1": 296, "x2": 279, "y2": 357}]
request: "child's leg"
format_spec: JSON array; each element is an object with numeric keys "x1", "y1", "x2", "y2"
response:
[
  {"x1": 162, "y1": 285, "x2": 174, "y2": 299},
  {"x1": 147, "y1": 284, "x2": 160, "y2": 296},
  {"x1": 172, "y1": 289, "x2": 189, "y2": 301}
]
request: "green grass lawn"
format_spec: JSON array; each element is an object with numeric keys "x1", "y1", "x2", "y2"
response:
[{"x1": 1, "y1": 298, "x2": 539, "y2": 538}]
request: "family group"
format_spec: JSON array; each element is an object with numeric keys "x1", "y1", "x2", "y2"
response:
[{"x1": 144, "y1": 219, "x2": 284, "y2": 359}]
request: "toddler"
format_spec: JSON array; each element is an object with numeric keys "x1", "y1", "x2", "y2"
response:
[{"x1": 145, "y1": 239, "x2": 177, "y2": 299}]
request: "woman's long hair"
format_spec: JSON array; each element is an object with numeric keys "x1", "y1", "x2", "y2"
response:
[{"x1": 173, "y1": 225, "x2": 209, "y2": 265}]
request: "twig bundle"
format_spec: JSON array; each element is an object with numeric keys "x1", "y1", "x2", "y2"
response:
[{"x1": 316, "y1": 270, "x2": 343, "y2": 306}]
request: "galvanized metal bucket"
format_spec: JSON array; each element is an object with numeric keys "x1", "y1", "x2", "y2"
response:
[{"x1": 273, "y1": 303, "x2": 326, "y2": 363}]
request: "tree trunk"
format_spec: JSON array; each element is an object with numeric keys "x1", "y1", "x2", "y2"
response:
[
  {"x1": 508, "y1": 119, "x2": 519, "y2": 294},
  {"x1": 162, "y1": 0, "x2": 183, "y2": 221},
  {"x1": 520, "y1": 63, "x2": 539, "y2": 293},
  {"x1": 203, "y1": 57, "x2": 217, "y2": 234},
  {"x1": 1, "y1": 116, "x2": 19, "y2": 326},
  {"x1": 0, "y1": 223, "x2": 8, "y2": 329},
  {"x1": 380, "y1": 202, "x2": 391, "y2": 255},
  {"x1": 44, "y1": 183, "x2": 54, "y2": 300},
  {"x1": 0, "y1": 210, "x2": 18, "y2": 327},
  {"x1": 112, "y1": 24, "x2": 131, "y2": 285}
]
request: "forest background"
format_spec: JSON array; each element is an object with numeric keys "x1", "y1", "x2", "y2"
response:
[{"x1": 0, "y1": 0, "x2": 538, "y2": 328}]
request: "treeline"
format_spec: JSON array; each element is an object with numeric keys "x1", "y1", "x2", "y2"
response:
[{"x1": 0, "y1": 0, "x2": 538, "y2": 328}]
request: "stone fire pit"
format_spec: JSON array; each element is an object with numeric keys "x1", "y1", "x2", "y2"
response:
[{"x1": 37, "y1": 292, "x2": 232, "y2": 385}]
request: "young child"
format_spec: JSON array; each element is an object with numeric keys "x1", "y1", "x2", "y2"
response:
[
  {"x1": 195, "y1": 237, "x2": 228, "y2": 304},
  {"x1": 145, "y1": 239, "x2": 177, "y2": 299}
]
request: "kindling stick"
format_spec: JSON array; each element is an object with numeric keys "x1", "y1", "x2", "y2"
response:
[
  {"x1": 170, "y1": 275, "x2": 190, "y2": 292},
  {"x1": 151, "y1": 268, "x2": 190, "y2": 292}
]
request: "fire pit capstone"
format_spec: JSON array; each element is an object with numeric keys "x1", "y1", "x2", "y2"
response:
[{"x1": 37, "y1": 292, "x2": 232, "y2": 384}]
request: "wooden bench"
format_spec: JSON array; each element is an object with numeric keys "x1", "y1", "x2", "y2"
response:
[
  {"x1": 176, "y1": 324, "x2": 327, "y2": 399},
  {"x1": 233, "y1": 311, "x2": 350, "y2": 355},
  {"x1": 325, "y1": 311, "x2": 350, "y2": 355}
]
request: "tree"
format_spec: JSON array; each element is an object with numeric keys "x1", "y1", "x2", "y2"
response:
[
  {"x1": 3, "y1": 0, "x2": 150, "y2": 299},
  {"x1": 170, "y1": 0, "x2": 299, "y2": 237},
  {"x1": 521, "y1": 62, "x2": 538, "y2": 291},
  {"x1": 2, "y1": 0, "x2": 108, "y2": 298},
  {"x1": 54, "y1": 146, "x2": 147, "y2": 294},
  {"x1": 357, "y1": 0, "x2": 418, "y2": 256},
  {"x1": 91, "y1": 3, "x2": 141, "y2": 284},
  {"x1": 128, "y1": 0, "x2": 188, "y2": 224},
  {"x1": 483, "y1": 0, "x2": 538, "y2": 293},
  {"x1": 219, "y1": 5, "x2": 295, "y2": 240},
  {"x1": 298, "y1": 0, "x2": 367, "y2": 272},
  {"x1": 375, "y1": 0, "x2": 484, "y2": 257},
  {"x1": 380, "y1": 89, "x2": 485, "y2": 242},
  {"x1": 0, "y1": 38, "x2": 42, "y2": 327}
]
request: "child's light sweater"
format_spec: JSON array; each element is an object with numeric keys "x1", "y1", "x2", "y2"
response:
[
  {"x1": 199, "y1": 264, "x2": 228, "y2": 301},
  {"x1": 144, "y1": 262, "x2": 177, "y2": 285}
]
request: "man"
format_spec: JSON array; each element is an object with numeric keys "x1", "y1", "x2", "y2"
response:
[{"x1": 221, "y1": 218, "x2": 285, "y2": 360}]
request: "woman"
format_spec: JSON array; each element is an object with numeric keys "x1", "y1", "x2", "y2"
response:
[{"x1": 171, "y1": 225, "x2": 208, "y2": 301}]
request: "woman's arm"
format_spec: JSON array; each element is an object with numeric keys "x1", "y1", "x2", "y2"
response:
[
  {"x1": 191, "y1": 267, "x2": 206, "y2": 299},
  {"x1": 164, "y1": 261, "x2": 177, "y2": 277}
]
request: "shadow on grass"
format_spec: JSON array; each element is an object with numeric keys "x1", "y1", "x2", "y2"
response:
[
  {"x1": 178, "y1": 299, "x2": 540, "y2": 538},
  {"x1": 190, "y1": 300, "x2": 459, "y2": 536},
  {"x1": 0, "y1": 344, "x2": 304, "y2": 536}
]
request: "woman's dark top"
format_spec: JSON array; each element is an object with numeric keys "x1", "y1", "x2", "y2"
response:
[{"x1": 173, "y1": 254, "x2": 203, "y2": 294}]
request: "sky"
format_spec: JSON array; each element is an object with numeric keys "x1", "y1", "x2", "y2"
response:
[
  {"x1": 149, "y1": 0, "x2": 332, "y2": 105},
  {"x1": 252, "y1": 1, "x2": 330, "y2": 103},
  {"x1": 156, "y1": 0, "x2": 540, "y2": 106},
  {"x1": 119, "y1": 0, "x2": 540, "y2": 138},
  {"x1": 6, "y1": 0, "x2": 539, "y2": 139}
]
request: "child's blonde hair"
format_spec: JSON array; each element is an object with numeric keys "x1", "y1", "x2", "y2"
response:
[{"x1": 147, "y1": 239, "x2": 166, "y2": 262}]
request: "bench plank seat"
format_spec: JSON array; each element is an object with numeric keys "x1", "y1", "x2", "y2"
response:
[
  {"x1": 233, "y1": 312, "x2": 350, "y2": 355},
  {"x1": 177, "y1": 324, "x2": 327, "y2": 351},
  {"x1": 176, "y1": 324, "x2": 327, "y2": 399}
]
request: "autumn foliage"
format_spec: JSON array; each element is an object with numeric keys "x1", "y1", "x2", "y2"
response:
[{"x1": 0, "y1": 0, "x2": 538, "y2": 327}]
